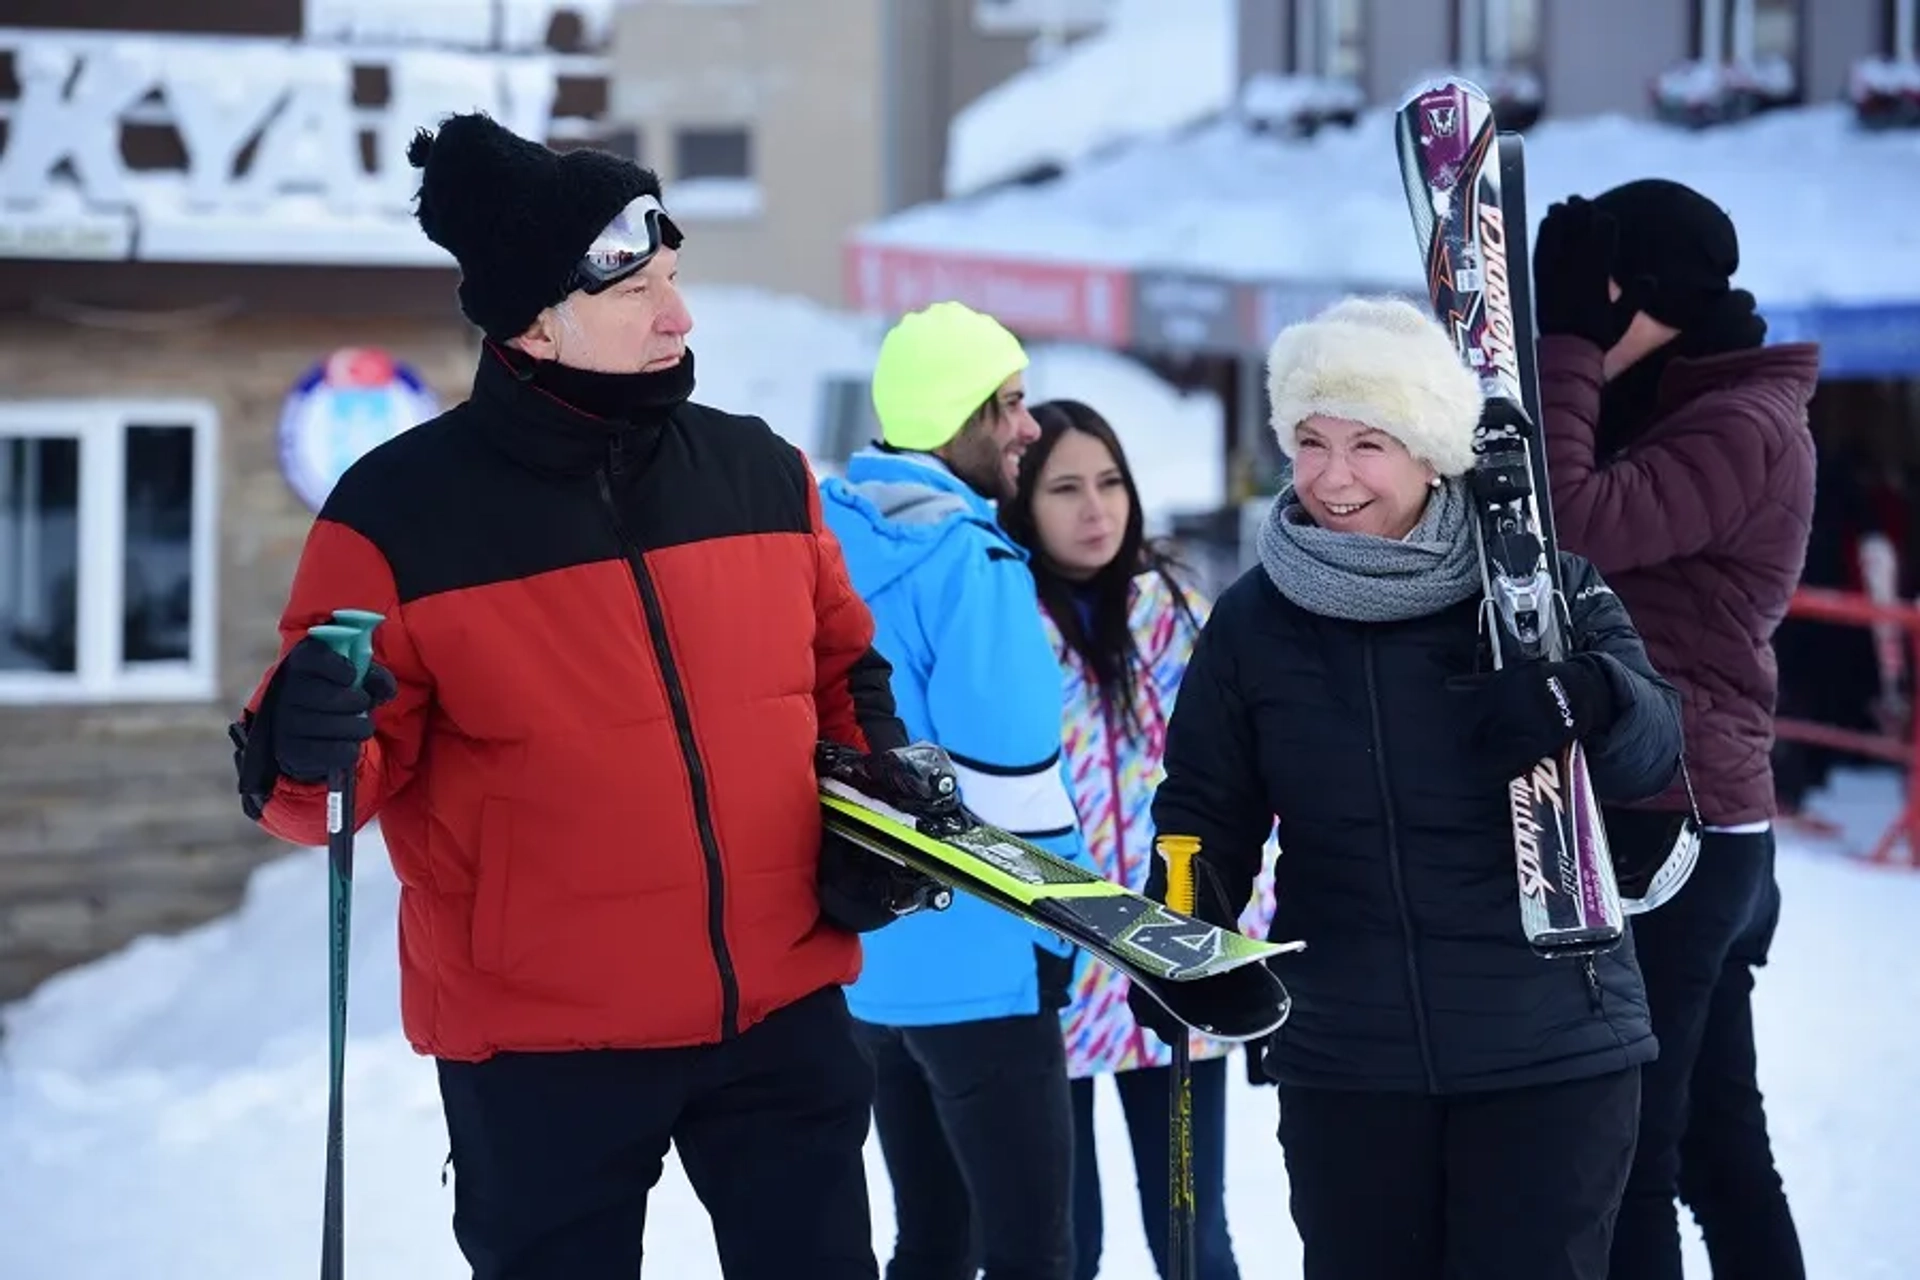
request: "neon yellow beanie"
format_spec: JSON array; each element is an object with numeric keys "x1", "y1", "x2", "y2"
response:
[{"x1": 870, "y1": 301, "x2": 1030, "y2": 452}]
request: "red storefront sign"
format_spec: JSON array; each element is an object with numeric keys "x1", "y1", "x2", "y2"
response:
[{"x1": 845, "y1": 241, "x2": 1133, "y2": 346}]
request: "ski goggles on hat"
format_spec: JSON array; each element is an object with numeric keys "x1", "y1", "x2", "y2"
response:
[{"x1": 566, "y1": 194, "x2": 684, "y2": 295}]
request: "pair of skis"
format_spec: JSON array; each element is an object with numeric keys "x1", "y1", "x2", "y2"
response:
[
  {"x1": 1393, "y1": 76, "x2": 1629, "y2": 959},
  {"x1": 818, "y1": 773, "x2": 1294, "y2": 1280}
]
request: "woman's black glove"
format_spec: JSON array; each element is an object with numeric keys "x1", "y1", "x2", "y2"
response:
[
  {"x1": 1126, "y1": 978, "x2": 1187, "y2": 1048},
  {"x1": 270, "y1": 635, "x2": 397, "y2": 782},
  {"x1": 1447, "y1": 654, "x2": 1617, "y2": 783},
  {"x1": 1533, "y1": 196, "x2": 1638, "y2": 350},
  {"x1": 1245, "y1": 1034, "x2": 1278, "y2": 1087}
]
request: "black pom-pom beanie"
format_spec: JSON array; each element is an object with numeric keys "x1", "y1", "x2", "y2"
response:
[
  {"x1": 1590, "y1": 178, "x2": 1741, "y2": 332},
  {"x1": 408, "y1": 113, "x2": 666, "y2": 340}
]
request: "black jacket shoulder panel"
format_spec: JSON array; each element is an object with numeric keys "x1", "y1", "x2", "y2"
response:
[{"x1": 310, "y1": 394, "x2": 817, "y2": 606}]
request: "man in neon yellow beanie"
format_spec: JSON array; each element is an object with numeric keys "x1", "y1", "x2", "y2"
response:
[{"x1": 820, "y1": 301, "x2": 1088, "y2": 1279}]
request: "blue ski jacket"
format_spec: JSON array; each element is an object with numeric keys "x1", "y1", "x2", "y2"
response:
[{"x1": 819, "y1": 448, "x2": 1090, "y2": 1026}]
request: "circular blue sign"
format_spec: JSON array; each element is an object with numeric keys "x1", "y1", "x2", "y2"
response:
[{"x1": 278, "y1": 348, "x2": 440, "y2": 511}]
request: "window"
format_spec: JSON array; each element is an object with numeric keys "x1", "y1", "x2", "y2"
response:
[
  {"x1": 1698, "y1": 0, "x2": 1800, "y2": 65},
  {"x1": 971, "y1": 0, "x2": 1116, "y2": 35},
  {"x1": 1890, "y1": 0, "x2": 1918, "y2": 57},
  {"x1": 0, "y1": 401, "x2": 218, "y2": 704},
  {"x1": 674, "y1": 127, "x2": 753, "y2": 182},
  {"x1": 1292, "y1": 0, "x2": 1365, "y2": 81},
  {"x1": 1457, "y1": 0, "x2": 1543, "y2": 68},
  {"x1": 669, "y1": 125, "x2": 762, "y2": 219}
]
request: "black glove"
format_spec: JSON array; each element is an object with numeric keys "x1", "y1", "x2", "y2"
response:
[
  {"x1": 270, "y1": 636, "x2": 397, "y2": 783},
  {"x1": 816, "y1": 827, "x2": 951, "y2": 933},
  {"x1": 1244, "y1": 1033, "x2": 1278, "y2": 1087},
  {"x1": 1532, "y1": 196, "x2": 1638, "y2": 350},
  {"x1": 1446, "y1": 654, "x2": 1616, "y2": 783},
  {"x1": 1126, "y1": 978, "x2": 1187, "y2": 1049},
  {"x1": 1035, "y1": 943, "x2": 1077, "y2": 1012}
]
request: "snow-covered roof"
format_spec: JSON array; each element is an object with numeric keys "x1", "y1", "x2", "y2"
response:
[
  {"x1": 944, "y1": 0, "x2": 1236, "y2": 197},
  {"x1": 864, "y1": 102, "x2": 1920, "y2": 313},
  {"x1": 303, "y1": 0, "x2": 617, "y2": 51}
]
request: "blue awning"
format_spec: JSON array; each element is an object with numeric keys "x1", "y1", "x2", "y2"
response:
[{"x1": 1765, "y1": 303, "x2": 1920, "y2": 379}]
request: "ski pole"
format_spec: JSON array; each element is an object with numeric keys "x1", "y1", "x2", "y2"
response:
[
  {"x1": 1157, "y1": 834, "x2": 1202, "y2": 1280},
  {"x1": 306, "y1": 608, "x2": 383, "y2": 1280}
]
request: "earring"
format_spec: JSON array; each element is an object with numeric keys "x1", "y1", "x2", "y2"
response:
[{"x1": 1428, "y1": 475, "x2": 1443, "y2": 489}]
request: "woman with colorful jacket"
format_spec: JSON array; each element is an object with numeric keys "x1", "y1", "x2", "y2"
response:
[{"x1": 1002, "y1": 398, "x2": 1276, "y2": 1280}]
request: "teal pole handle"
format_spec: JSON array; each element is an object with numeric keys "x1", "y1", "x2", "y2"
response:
[{"x1": 307, "y1": 609, "x2": 385, "y2": 687}]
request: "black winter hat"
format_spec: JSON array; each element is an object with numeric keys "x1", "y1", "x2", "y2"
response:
[
  {"x1": 1589, "y1": 178, "x2": 1740, "y2": 331},
  {"x1": 407, "y1": 113, "x2": 667, "y2": 340}
]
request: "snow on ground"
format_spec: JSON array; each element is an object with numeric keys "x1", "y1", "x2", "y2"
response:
[
  {"x1": 680, "y1": 284, "x2": 1228, "y2": 523},
  {"x1": 944, "y1": 0, "x2": 1236, "y2": 197},
  {"x1": 871, "y1": 101, "x2": 1920, "y2": 309},
  {"x1": 2, "y1": 764, "x2": 1916, "y2": 1278}
]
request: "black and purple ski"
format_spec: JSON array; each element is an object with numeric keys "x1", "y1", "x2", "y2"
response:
[{"x1": 1392, "y1": 75, "x2": 1626, "y2": 958}]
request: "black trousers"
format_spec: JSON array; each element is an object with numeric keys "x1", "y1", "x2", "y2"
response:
[
  {"x1": 857, "y1": 1013, "x2": 1075, "y2": 1280},
  {"x1": 1277, "y1": 1068, "x2": 1641, "y2": 1280},
  {"x1": 436, "y1": 985, "x2": 877, "y2": 1280},
  {"x1": 1610, "y1": 828, "x2": 1806, "y2": 1280}
]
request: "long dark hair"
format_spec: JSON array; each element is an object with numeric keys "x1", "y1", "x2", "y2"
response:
[{"x1": 1002, "y1": 399, "x2": 1199, "y2": 740}]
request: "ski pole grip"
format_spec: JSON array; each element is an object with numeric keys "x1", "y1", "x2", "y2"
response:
[
  {"x1": 307, "y1": 609, "x2": 385, "y2": 689},
  {"x1": 1158, "y1": 834, "x2": 1201, "y2": 917}
]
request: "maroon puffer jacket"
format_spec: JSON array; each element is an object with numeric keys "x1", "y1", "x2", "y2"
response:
[{"x1": 1540, "y1": 335, "x2": 1819, "y2": 824}]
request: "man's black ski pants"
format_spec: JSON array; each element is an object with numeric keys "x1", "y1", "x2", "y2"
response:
[{"x1": 435, "y1": 983, "x2": 878, "y2": 1280}]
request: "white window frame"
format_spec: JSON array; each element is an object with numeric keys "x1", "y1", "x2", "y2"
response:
[
  {"x1": 1293, "y1": 0, "x2": 1365, "y2": 81},
  {"x1": 1457, "y1": 0, "x2": 1542, "y2": 68},
  {"x1": 0, "y1": 398, "x2": 220, "y2": 705},
  {"x1": 1700, "y1": 0, "x2": 1800, "y2": 63},
  {"x1": 971, "y1": 0, "x2": 1116, "y2": 36}
]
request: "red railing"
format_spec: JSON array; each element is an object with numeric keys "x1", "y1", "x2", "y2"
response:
[{"x1": 1774, "y1": 587, "x2": 1920, "y2": 867}]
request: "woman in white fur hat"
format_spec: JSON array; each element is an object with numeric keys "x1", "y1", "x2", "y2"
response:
[{"x1": 1125, "y1": 297, "x2": 1683, "y2": 1280}]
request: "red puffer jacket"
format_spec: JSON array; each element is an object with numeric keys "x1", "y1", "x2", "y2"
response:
[{"x1": 232, "y1": 347, "x2": 903, "y2": 1061}]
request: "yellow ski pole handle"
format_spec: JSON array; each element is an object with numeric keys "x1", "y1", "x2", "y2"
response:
[{"x1": 1158, "y1": 834, "x2": 1201, "y2": 917}]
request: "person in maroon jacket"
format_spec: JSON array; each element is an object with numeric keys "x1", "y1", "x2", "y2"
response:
[{"x1": 1531, "y1": 178, "x2": 1817, "y2": 1280}]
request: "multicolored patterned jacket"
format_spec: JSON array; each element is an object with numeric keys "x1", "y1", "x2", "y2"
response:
[{"x1": 1049, "y1": 569, "x2": 1278, "y2": 1078}]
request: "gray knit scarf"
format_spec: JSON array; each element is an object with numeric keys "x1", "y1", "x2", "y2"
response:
[{"x1": 1256, "y1": 477, "x2": 1482, "y2": 622}]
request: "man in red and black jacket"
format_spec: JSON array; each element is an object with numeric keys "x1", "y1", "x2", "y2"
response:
[{"x1": 227, "y1": 113, "x2": 934, "y2": 1280}]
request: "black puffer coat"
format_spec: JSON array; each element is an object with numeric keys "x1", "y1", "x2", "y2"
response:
[{"x1": 1149, "y1": 553, "x2": 1681, "y2": 1094}]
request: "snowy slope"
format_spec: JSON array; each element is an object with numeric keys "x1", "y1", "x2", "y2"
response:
[
  {"x1": 944, "y1": 0, "x2": 1237, "y2": 196},
  {"x1": 4, "y1": 287, "x2": 1909, "y2": 1278},
  {"x1": 3, "y1": 770, "x2": 1917, "y2": 1278},
  {"x1": 873, "y1": 102, "x2": 1920, "y2": 309}
]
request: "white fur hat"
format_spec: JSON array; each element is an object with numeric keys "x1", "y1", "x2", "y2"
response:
[{"x1": 1265, "y1": 295, "x2": 1485, "y2": 478}]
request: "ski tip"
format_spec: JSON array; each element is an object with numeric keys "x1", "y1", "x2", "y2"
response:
[{"x1": 1398, "y1": 74, "x2": 1488, "y2": 109}]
